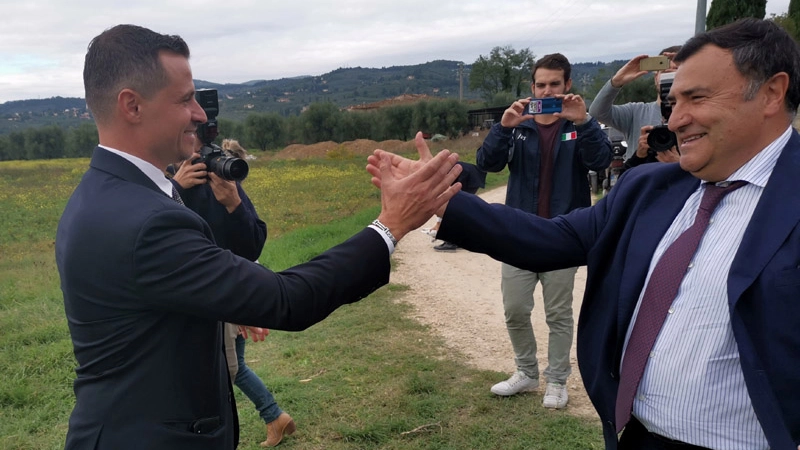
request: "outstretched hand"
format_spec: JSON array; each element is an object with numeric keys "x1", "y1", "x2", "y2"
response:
[
  {"x1": 366, "y1": 131, "x2": 462, "y2": 241},
  {"x1": 366, "y1": 132, "x2": 433, "y2": 188}
]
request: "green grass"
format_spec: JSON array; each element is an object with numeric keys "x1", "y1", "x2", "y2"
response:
[{"x1": 0, "y1": 146, "x2": 602, "y2": 449}]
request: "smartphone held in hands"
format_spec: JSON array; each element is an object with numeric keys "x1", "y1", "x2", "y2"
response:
[
  {"x1": 525, "y1": 97, "x2": 563, "y2": 115},
  {"x1": 639, "y1": 55, "x2": 669, "y2": 71}
]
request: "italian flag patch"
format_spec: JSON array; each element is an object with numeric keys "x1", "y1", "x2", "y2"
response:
[{"x1": 561, "y1": 131, "x2": 577, "y2": 141}]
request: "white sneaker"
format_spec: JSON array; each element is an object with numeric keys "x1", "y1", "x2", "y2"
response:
[
  {"x1": 542, "y1": 382, "x2": 568, "y2": 409},
  {"x1": 490, "y1": 371, "x2": 539, "y2": 396},
  {"x1": 420, "y1": 228, "x2": 437, "y2": 238}
]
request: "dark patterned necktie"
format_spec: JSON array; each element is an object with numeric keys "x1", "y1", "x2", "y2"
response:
[
  {"x1": 614, "y1": 180, "x2": 747, "y2": 433},
  {"x1": 171, "y1": 185, "x2": 185, "y2": 206}
]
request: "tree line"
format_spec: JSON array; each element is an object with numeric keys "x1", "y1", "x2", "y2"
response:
[
  {"x1": 5, "y1": 1, "x2": 796, "y2": 163},
  {"x1": 0, "y1": 99, "x2": 469, "y2": 161}
]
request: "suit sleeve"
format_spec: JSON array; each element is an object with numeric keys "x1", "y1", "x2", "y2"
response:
[
  {"x1": 476, "y1": 123, "x2": 514, "y2": 172},
  {"x1": 221, "y1": 184, "x2": 267, "y2": 261},
  {"x1": 437, "y1": 191, "x2": 605, "y2": 272},
  {"x1": 132, "y1": 209, "x2": 389, "y2": 331}
]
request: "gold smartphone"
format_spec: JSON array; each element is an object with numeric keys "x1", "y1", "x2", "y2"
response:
[{"x1": 639, "y1": 55, "x2": 669, "y2": 71}]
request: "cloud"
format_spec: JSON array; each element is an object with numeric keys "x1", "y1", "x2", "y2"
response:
[{"x1": 1, "y1": 0, "x2": 791, "y2": 103}]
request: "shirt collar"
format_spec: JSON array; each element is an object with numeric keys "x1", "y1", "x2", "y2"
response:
[
  {"x1": 99, "y1": 145, "x2": 173, "y2": 196},
  {"x1": 724, "y1": 125, "x2": 793, "y2": 188}
]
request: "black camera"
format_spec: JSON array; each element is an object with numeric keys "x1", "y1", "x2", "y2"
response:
[
  {"x1": 646, "y1": 72, "x2": 678, "y2": 153},
  {"x1": 194, "y1": 89, "x2": 249, "y2": 182}
]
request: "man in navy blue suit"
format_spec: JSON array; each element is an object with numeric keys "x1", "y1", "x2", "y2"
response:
[
  {"x1": 369, "y1": 18, "x2": 800, "y2": 450},
  {"x1": 56, "y1": 24, "x2": 462, "y2": 450}
]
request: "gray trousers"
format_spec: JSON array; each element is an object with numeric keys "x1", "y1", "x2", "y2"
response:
[{"x1": 500, "y1": 263, "x2": 577, "y2": 384}]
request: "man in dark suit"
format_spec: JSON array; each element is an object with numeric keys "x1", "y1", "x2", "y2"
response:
[
  {"x1": 369, "y1": 19, "x2": 800, "y2": 449},
  {"x1": 55, "y1": 24, "x2": 462, "y2": 450}
]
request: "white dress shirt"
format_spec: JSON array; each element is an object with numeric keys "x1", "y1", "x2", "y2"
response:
[{"x1": 623, "y1": 126, "x2": 793, "y2": 449}]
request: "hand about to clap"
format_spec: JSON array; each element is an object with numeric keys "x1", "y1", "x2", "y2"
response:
[{"x1": 366, "y1": 131, "x2": 462, "y2": 242}]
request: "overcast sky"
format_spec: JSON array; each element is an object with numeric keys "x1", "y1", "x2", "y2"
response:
[{"x1": 0, "y1": 0, "x2": 791, "y2": 104}]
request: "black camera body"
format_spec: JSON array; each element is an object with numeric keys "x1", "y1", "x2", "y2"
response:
[
  {"x1": 194, "y1": 89, "x2": 249, "y2": 182},
  {"x1": 646, "y1": 72, "x2": 678, "y2": 153}
]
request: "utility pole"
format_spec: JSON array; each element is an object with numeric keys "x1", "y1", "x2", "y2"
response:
[
  {"x1": 696, "y1": 0, "x2": 707, "y2": 35},
  {"x1": 458, "y1": 62, "x2": 464, "y2": 102},
  {"x1": 580, "y1": 73, "x2": 592, "y2": 95}
]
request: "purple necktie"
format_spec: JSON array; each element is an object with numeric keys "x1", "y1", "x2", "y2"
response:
[{"x1": 615, "y1": 180, "x2": 747, "y2": 433}]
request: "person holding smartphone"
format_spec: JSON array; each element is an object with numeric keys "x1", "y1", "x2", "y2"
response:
[
  {"x1": 588, "y1": 46, "x2": 681, "y2": 161},
  {"x1": 475, "y1": 53, "x2": 611, "y2": 409}
]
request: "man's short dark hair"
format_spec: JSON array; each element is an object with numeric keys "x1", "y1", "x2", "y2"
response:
[
  {"x1": 532, "y1": 53, "x2": 572, "y2": 83},
  {"x1": 675, "y1": 18, "x2": 800, "y2": 113},
  {"x1": 660, "y1": 45, "x2": 682, "y2": 55},
  {"x1": 84, "y1": 24, "x2": 190, "y2": 123}
]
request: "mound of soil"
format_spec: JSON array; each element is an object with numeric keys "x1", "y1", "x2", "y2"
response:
[{"x1": 271, "y1": 131, "x2": 489, "y2": 161}]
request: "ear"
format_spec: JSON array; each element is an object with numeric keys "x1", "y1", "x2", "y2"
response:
[
  {"x1": 565, "y1": 79, "x2": 573, "y2": 92},
  {"x1": 117, "y1": 88, "x2": 143, "y2": 124},
  {"x1": 761, "y1": 72, "x2": 789, "y2": 118}
]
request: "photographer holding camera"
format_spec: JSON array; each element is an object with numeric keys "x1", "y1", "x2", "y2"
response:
[
  {"x1": 588, "y1": 46, "x2": 681, "y2": 163},
  {"x1": 623, "y1": 70, "x2": 681, "y2": 170}
]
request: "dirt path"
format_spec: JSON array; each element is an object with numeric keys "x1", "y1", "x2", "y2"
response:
[{"x1": 389, "y1": 185, "x2": 598, "y2": 422}]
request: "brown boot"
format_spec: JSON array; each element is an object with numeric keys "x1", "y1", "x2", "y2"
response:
[{"x1": 260, "y1": 412, "x2": 295, "y2": 447}]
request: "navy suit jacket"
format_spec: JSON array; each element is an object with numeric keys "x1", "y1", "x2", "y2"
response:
[
  {"x1": 56, "y1": 148, "x2": 389, "y2": 449},
  {"x1": 439, "y1": 131, "x2": 800, "y2": 449}
]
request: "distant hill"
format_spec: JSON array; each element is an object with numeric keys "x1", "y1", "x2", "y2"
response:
[{"x1": 0, "y1": 59, "x2": 626, "y2": 135}]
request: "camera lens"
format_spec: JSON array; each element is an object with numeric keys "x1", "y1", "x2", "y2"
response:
[
  {"x1": 647, "y1": 126, "x2": 677, "y2": 153},
  {"x1": 208, "y1": 155, "x2": 249, "y2": 182},
  {"x1": 222, "y1": 158, "x2": 249, "y2": 181}
]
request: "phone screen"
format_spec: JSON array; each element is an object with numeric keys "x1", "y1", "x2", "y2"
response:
[{"x1": 526, "y1": 98, "x2": 562, "y2": 115}]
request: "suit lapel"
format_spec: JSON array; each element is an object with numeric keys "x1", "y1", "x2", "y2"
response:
[
  {"x1": 728, "y1": 132, "x2": 800, "y2": 306},
  {"x1": 89, "y1": 146, "x2": 165, "y2": 196}
]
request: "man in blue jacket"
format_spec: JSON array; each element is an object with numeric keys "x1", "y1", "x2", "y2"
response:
[{"x1": 476, "y1": 53, "x2": 611, "y2": 409}]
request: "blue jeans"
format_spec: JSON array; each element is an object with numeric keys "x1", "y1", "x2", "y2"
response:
[{"x1": 234, "y1": 334, "x2": 283, "y2": 424}]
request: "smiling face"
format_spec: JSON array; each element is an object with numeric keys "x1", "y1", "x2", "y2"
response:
[
  {"x1": 139, "y1": 52, "x2": 207, "y2": 168},
  {"x1": 667, "y1": 45, "x2": 766, "y2": 181}
]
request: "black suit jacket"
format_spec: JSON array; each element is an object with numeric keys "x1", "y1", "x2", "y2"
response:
[
  {"x1": 56, "y1": 148, "x2": 389, "y2": 449},
  {"x1": 439, "y1": 131, "x2": 800, "y2": 449}
]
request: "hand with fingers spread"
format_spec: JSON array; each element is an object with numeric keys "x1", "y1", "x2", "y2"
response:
[
  {"x1": 366, "y1": 131, "x2": 463, "y2": 241},
  {"x1": 367, "y1": 132, "x2": 433, "y2": 188}
]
